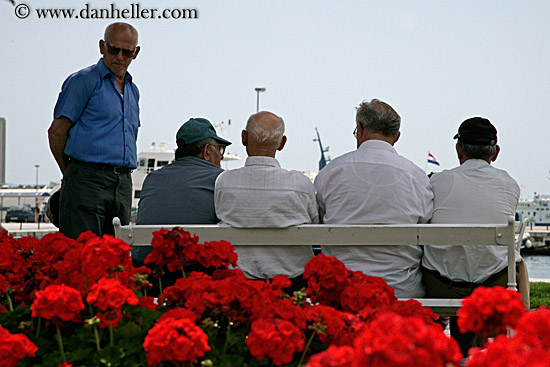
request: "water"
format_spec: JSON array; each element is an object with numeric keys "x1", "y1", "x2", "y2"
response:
[{"x1": 523, "y1": 255, "x2": 550, "y2": 279}]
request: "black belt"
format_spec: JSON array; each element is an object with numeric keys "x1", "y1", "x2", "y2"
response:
[
  {"x1": 69, "y1": 158, "x2": 133, "y2": 174},
  {"x1": 422, "y1": 266, "x2": 510, "y2": 289}
]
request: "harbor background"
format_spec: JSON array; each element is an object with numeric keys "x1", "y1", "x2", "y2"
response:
[{"x1": 2, "y1": 1, "x2": 550, "y2": 201}]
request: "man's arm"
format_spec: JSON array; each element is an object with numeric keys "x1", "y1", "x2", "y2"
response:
[{"x1": 48, "y1": 116, "x2": 72, "y2": 175}]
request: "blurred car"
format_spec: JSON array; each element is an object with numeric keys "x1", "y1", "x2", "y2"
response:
[{"x1": 5, "y1": 205, "x2": 35, "y2": 223}]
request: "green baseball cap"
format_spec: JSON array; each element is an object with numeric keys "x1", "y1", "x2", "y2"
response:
[{"x1": 176, "y1": 118, "x2": 232, "y2": 146}]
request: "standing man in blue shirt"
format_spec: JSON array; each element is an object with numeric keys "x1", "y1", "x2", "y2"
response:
[{"x1": 48, "y1": 22, "x2": 141, "y2": 239}]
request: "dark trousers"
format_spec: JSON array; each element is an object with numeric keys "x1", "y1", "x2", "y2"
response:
[
  {"x1": 59, "y1": 160, "x2": 132, "y2": 239},
  {"x1": 421, "y1": 266, "x2": 515, "y2": 357}
]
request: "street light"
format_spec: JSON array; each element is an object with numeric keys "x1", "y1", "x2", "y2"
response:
[
  {"x1": 35, "y1": 164, "x2": 39, "y2": 199},
  {"x1": 254, "y1": 87, "x2": 266, "y2": 113}
]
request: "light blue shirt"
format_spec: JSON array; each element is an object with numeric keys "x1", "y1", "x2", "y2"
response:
[{"x1": 54, "y1": 59, "x2": 140, "y2": 168}]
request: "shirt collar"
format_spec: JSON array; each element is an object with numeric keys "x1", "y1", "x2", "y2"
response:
[
  {"x1": 358, "y1": 139, "x2": 397, "y2": 154},
  {"x1": 97, "y1": 59, "x2": 133, "y2": 83},
  {"x1": 244, "y1": 156, "x2": 281, "y2": 168},
  {"x1": 461, "y1": 159, "x2": 491, "y2": 168}
]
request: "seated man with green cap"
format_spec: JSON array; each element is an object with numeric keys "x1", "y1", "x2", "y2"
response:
[{"x1": 133, "y1": 117, "x2": 231, "y2": 268}]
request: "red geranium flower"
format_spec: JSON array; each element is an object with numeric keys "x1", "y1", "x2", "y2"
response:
[
  {"x1": 196, "y1": 240, "x2": 238, "y2": 269},
  {"x1": 353, "y1": 314, "x2": 461, "y2": 367},
  {"x1": 0, "y1": 325, "x2": 38, "y2": 367},
  {"x1": 467, "y1": 334, "x2": 550, "y2": 367},
  {"x1": 31, "y1": 284, "x2": 84, "y2": 325},
  {"x1": 143, "y1": 317, "x2": 210, "y2": 366},
  {"x1": 0, "y1": 273, "x2": 8, "y2": 294},
  {"x1": 246, "y1": 318, "x2": 306, "y2": 366},
  {"x1": 80, "y1": 235, "x2": 133, "y2": 287},
  {"x1": 307, "y1": 305, "x2": 366, "y2": 346},
  {"x1": 339, "y1": 274, "x2": 396, "y2": 313},
  {"x1": 145, "y1": 228, "x2": 201, "y2": 273},
  {"x1": 306, "y1": 345, "x2": 356, "y2": 367},
  {"x1": 514, "y1": 306, "x2": 550, "y2": 349},
  {"x1": 87, "y1": 278, "x2": 138, "y2": 328},
  {"x1": 304, "y1": 254, "x2": 350, "y2": 306},
  {"x1": 457, "y1": 286, "x2": 525, "y2": 339},
  {"x1": 374, "y1": 299, "x2": 439, "y2": 326},
  {"x1": 137, "y1": 296, "x2": 158, "y2": 311}
]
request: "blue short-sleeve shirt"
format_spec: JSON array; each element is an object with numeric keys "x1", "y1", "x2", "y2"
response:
[{"x1": 54, "y1": 59, "x2": 140, "y2": 168}]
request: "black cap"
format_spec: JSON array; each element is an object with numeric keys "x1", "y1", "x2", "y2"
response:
[{"x1": 453, "y1": 117, "x2": 497, "y2": 146}]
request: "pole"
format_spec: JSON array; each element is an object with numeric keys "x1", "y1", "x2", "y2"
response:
[{"x1": 254, "y1": 87, "x2": 266, "y2": 113}]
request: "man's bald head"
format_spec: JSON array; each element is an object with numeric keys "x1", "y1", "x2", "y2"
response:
[
  {"x1": 246, "y1": 111, "x2": 285, "y2": 144},
  {"x1": 104, "y1": 22, "x2": 138, "y2": 44},
  {"x1": 242, "y1": 111, "x2": 287, "y2": 157}
]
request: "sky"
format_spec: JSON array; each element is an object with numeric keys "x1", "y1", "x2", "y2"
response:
[{"x1": 1, "y1": 0, "x2": 549, "y2": 199}]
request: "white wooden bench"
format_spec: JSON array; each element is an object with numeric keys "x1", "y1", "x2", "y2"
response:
[{"x1": 113, "y1": 217, "x2": 517, "y2": 316}]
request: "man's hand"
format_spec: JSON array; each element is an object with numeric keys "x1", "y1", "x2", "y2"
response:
[{"x1": 48, "y1": 117, "x2": 72, "y2": 175}]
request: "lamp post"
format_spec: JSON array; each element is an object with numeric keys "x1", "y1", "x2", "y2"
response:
[{"x1": 254, "y1": 87, "x2": 266, "y2": 113}]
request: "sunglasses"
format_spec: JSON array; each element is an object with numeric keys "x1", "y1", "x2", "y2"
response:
[
  {"x1": 207, "y1": 143, "x2": 226, "y2": 155},
  {"x1": 105, "y1": 41, "x2": 136, "y2": 58}
]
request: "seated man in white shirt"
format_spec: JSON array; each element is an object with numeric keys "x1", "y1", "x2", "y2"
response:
[
  {"x1": 421, "y1": 117, "x2": 522, "y2": 356},
  {"x1": 314, "y1": 99, "x2": 433, "y2": 299},
  {"x1": 214, "y1": 111, "x2": 318, "y2": 292}
]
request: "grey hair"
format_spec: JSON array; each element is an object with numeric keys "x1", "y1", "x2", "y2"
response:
[
  {"x1": 246, "y1": 115, "x2": 285, "y2": 144},
  {"x1": 175, "y1": 137, "x2": 216, "y2": 159},
  {"x1": 458, "y1": 142, "x2": 497, "y2": 161},
  {"x1": 356, "y1": 99, "x2": 401, "y2": 139}
]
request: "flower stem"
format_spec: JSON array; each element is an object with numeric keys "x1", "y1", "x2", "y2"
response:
[
  {"x1": 0, "y1": 303, "x2": 8, "y2": 313},
  {"x1": 56, "y1": 325, "x2": 67, "y2": 362},
  {"x1": 35, "y1": 316, "x2": 41, "y2": 338},
  {"x1": 297, "y1": 330, "x2": 316, "y2": 367},
  {"x1": 222, "y1": 317, "x2": 232, "y2": 355},
  {"x1": 181, "y1": 265, "x2": 187, "y2": 278},
  {"x1": 109, "y1": 320, "x2": 114, "y2": 347},
  {"x1": 84, "y1": 275, "x2": 94, "y2": 317},
  {"x1": 93, "y1": 325, "x2": 101, "y2": 351},
  {"x1": 6, "y1": 291, "x2": 14, "y2": 312},
  {"x1": 158, "y1": 276, "x2": 164, "y2": 304}
]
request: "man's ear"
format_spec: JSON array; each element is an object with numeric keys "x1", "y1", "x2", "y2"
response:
[
  {"x1": 277, "y1": 135, "x2": 287, "y2": 151},
  {"x1": 99, "y1": 39, "x2": 105, "y2": 55},
  {"x1": 198, "y1": 144, "x2": 209, "y2": 160},
  {"x1": 392, "y1": 131, "x2": 401, "y2": 145},
  {"x1": 133, "y1": 46, "x2": 140, "y2": 59},
  {"x1": 491, "y1": 145, "x2": 500, "y2": 162},
  {"x1": 241, "y1": 130, "x2": 248, "y2": 146}
]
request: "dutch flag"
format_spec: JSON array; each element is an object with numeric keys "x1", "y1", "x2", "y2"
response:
[{"x1": 428, "y1": 152, "x2": 440, "y2": 166}]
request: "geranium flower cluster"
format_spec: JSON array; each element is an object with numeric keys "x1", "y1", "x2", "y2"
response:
[
  {"x1": 144, "y1": 227, "x2": 238, "y2": 273},
  {"x1": 87, "y1": 278, "x2": 139, "y2": 327},
  {"x1": 457, "y1": 290, "x2": 550, "y2": 366},
  {"x1": 457, "y1": 286, "x2": 525, "y2": 339},
  {"x1": 0, "y1": 325, "x2": 38, "y2": 367},
  {"x1": 2, "y1": 227, "x2": 548, "y2": 367},
  {"x1": 307, "y1": 313, "x2": 463, "y2": 367}
]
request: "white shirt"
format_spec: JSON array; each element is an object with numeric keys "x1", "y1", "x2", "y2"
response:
[
  {"x1": 422, "y1": 159, "x2": 520, "y2": 282},
  {"x1": 314, "y1": 140, "x2": 433, "y2": 298},
  {"x1": 214, "y1": 156, "x2": 318, "y2": 279}
]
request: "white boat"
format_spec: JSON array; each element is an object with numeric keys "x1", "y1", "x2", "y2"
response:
[
  {"x1": 131, "y1": 142, "x2": 241, "y2": 211},
  {"x1": 516, "y1": 194, "x2": 550, "y2": 226}
]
